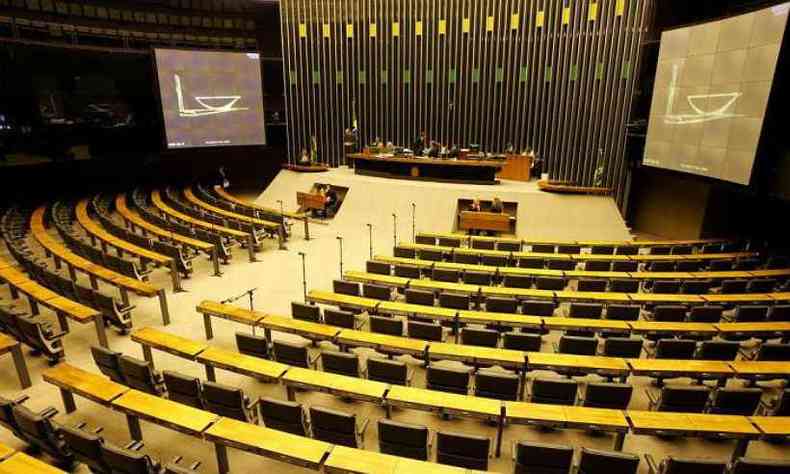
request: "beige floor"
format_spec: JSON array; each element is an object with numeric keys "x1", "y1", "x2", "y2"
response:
[{"x1": 0, "y1": 171, "x2": 788, "y2": 473}]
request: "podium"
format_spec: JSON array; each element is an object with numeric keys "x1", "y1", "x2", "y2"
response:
[{"x1": 497, "y1": 154, "x2": 533, "y2": 182}]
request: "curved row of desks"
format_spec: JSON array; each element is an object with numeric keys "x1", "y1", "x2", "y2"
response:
[
  {"x1": 0, "y1": 255, "x2": 106, "y2": 347},
  {"x1": 416, "y1": 232, "x2": 730, "y2": 249},
  {"x1": 306, "y1": 290, "x2": 790, "y2": 341},
  {"x1": 41, "y1": 363, "x2": 472, "y2": 474},
  {"x1": 399, "y1": 242, "x2": 757, "y2": 263},
  {"x1": 114, "y1": 194, "x2": 221, "y2": 277},
  {"x1": 150, "y1": 190, "x2": 256, "y2": 263},
  {"x1": 211, "y1": 185, "x2": 312, "y2": 240},
  {"x1": 343, "y1": 271, "x2": 790, "y2": 306},
  {"x1": 0, "y1": 441, "x2": 65, "y2": 473},
  {"x1": 117, "y1": 325, "x2": 790, "y2": 465},
  {"x1": 75, "y1": 199, "x2": 183, "y2": 292},
  {"x1": 30, "y1": 205, "x2": 171, "y2": 326},
  {"x1": 373, "y1": 255, "x2": 790, "y2": 282}
]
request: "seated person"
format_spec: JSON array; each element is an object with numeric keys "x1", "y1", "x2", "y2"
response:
[
  {"x1": 311, "y1": 185, "x2": 327, "y2": 218},
  {"x1": 298, "y1": 148, "x2": 311, "y2": 166},
  {"x1": 448, "y1": 144, "x2": 460, "y2": 158},
  {"x1": 469, "y1": 198, "x2": 482, "y2": 212},
  {"x1": 427, "y1": 141, "x2": 441, "y2": 157},
  {"x1": 491, "y1": 197, "x2": 504, "y2": 214},
  {"x1": 413, "y1": 131, "x2": 427, "y2": 156},
  {"x1": 325, "y1": 188, "x2": 340, "y2": 217}
]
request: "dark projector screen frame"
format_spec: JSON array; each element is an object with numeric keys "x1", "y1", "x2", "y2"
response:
[
  {"x1": 643, "y1": 3, "x2": 789, "y2": 185},
  {"x1": 154, "y1": 48, "x2": 266, "y2": 149}
]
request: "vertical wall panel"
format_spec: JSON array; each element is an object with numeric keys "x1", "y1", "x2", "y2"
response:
[{"x1": 281, "y1": 0, "x2": 654, "y2": 206}]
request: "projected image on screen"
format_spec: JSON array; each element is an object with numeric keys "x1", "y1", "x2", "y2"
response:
[
  {"x1": 154, "y1": 49, "x2": 266, "y2": 148},
  {"x1": 643, "y1": 4, "x2": 789, "y2": 185}
]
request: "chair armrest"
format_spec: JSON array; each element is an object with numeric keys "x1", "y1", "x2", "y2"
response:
[
  {"x1": 13, "y1": 395, "x2": 30, "y2": 405},
  {"x1": 46, "y1": 329, "x2": 69, "y2": 340},
  {"x1": 359, "y1": 367, "x2": 367, "y2": 379},
  {"x1": 308, "y1": 352, "x2": 321, "y2": 367},
  {"x1": 644, "y1": 454, "x2": 659, "y2": 474},
  {"x1": 125, "y1": 440, "x2": 145, "y2": 451},
  {"x1": 551, "y1": 342, "x2": 559, "y2": 353},
  {"x1": 406, "y1": 368, "x2": 414, "y2": 386},
  {"x1": 738, "y1": 348, "x2": 756, "y2": 360},
  {"x1": 356, "y1": 418, "x2": 370, "y2": 437},
  {"x1": 644, "y1": 389, "x2": 658, "y2": 409},
  {"x1": 247, "y1": 397, "x2": 261, "y2": 411},
  {"x1": 39, "y1": 407, "x2": 58, "y2": 419},
  {"x1": 643, "y1": 345, "x2": 656, "y2": 358}
]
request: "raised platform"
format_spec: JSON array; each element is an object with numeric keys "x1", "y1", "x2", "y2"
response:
[{"x1": 256, "y1": 167, "x2": 631, "y2": 241}]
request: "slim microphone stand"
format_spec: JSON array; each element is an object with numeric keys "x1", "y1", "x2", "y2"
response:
[
  {"x1": 411, "y1": 203, "x2": 416, "y2": 243},
  {"x1": 298, "y1": 252, "x2": 307, "y2": 303},
  {"x1": 336, "y1": 236, "x2": 344, "y2": 278},
  {"x1": 392, "y1": 213, "x2": 397, "y2": 247},
  {"x1": 366, "y1": 223, "x2": 373, "y2": 259}
]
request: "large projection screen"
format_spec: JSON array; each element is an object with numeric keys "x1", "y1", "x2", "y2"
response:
[
  {"x1": 154, "y1": 48, "x2": 266, "y2": 149},
  {"x1": 643, "y1": 4, "x2": 789, "y2": 185}
]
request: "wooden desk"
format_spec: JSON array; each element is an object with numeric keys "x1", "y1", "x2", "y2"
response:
[
  {"x1": 204, "y1": 417, "x2": 331, "y2": 473},
  {"x1": 526, "y1": 352, "x2": 630, "y2": 378},
  {"x1": 0, "y1": 444, "x2": 12, "y2": 462},
  {"x1": 459, "y1": 211, "x2": 511, "y2": 233},
  {"x1": 628, "y1": 321, "x2": 718, "y2": 337},
  {"x1": 131, "y1": 327, "x2": 209, "y2": 365},
  {"x1": 505, "y1": 401, "x2": 567, "y2": 427},
  {"x1": 214, "y1": 185, "x2": 310, "y2": 240},
  {"x1": 196, "y1": 346, "x2": 289, "y2": 383},
  {"x1": 336, "y1": 329, "x2": 428, "y2": 357},
  {"x1": 628, "y1": 410, "x2": 758, "y2": 438},
  {"x1": 627, "y1": 359, "x2": 733, "y2": 379},
  {"x1": 297, "y1": 191, "x2": 326, "y2": 211},
  {"x1": 729, "y1": 361, "x2": 790, "y2": 379},
  {"x1": 347, "y1": 153, "x2": 504, "y2": 185},
  {"x1": 196, "y1": 300, "x2": 266, "y2": 339},
  {"x1": 377, "y1": 300, "x2": 458, "y2": 322},
  {"x1": 112, "y1": 390, "x2": 219, "y2": 441},
  {"x1": 458, "y1": 309, "x2": 543, "y2": 330},
  {"x1": 324, "y1": 446, "x2": 468, "y2": 474},
  {"x1": 749, "y1": 416, "x2": 790, "y2": 437},
  {"x1": 305, "y1": 290, "x2": 382, "y2": 312},
  {"x1": 385, "y1": 385, "x2": 501, "y2": 419},
  {"x1": 429, "y1": 342, "x2": 526, "y2": 368},
  {"x1": 42, "y1": 364, "x2": 129, "y2": 414},
  {"x1": 544, "y1": 317, "x2": 631, "y2": 332},
  {"x1": 343, "y1": 271, "x2": 411, "y2": 288},
  {"x1": 715, "y1": 322, "x2": 790, "y2": 337},
  {"x1": 0, "y1": 452, "x2": 65, "y2": 473},
  {"x1": 260, "y1": 314, "x2": 341, "y2": 342},
  {"x1": 281, "y1": 367, "x2": 388, "y2": 403},
  {"x1": 0, "y1": 334, "x2": 30, "y2": 388}
]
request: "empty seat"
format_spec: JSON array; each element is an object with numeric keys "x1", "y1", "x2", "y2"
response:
[
  {"x1": 676, "y1": 260, "x2": 703, "y2": 272},
  {"x1": 754, "y1": 343, "x2": 790, "y2": 361},
  {"x1": 436, "y1": 431, "x2": 490, "y2": 470},
  {"x1": 707, "y1": 388, "x2": 762, "y2": 416},
  {"x1": 481, "y1": 254, "x2": 510, "y2": 267},
  {"x1": 578, "y1": 447, "x2": 640, "y2": 474},
  {"x1": 202, "y1": 381, "x2": 259, "y2": 423},
  {"x1": 760, "y1": 389, "x2": 790, "y2": 416},
  {"x1": 696, "y1": 341, "x2": 740, "y2": 361},
  {"x1": 370, "y1": 315, "x2": 403, "y2": 336},
  {"x1": 504, "y1": 275, "x2": 533, "y2": 289},
  {"x1": 671, "y1": 245, "x2": 693, "y2": 255},
  {"x1": 12, "y1": 404, "x2": 75, "y2": 467},
  {"x1": 366, "y1": 261, "x2": 391, "y2": 275},
  {"x1": 729, "y1": 458, "x2": 790, "y2": 474},
  {"x1": 688, "y1": 305, "x2": 724, "y2": 323},
  {"x1": 536, "y1": 276, "x2": 567, "y2": 290},
  {"x1": 367, "y1": 358, "x2": 410, "y2": 386},
  {"x1": 407, "y1": 321, "x2": 444, "y2": 341},
  {"x1": 438, "y1": 237, "x2": 461, "y2": 248},
  {"x1": 647, "y1": 261, "x2": 675, "y2": 272},
  {"x1": 394, "y1": 265, "x2": 421, "y2": 278},
  {"x1": 471, "y1": 240, "x2": 495, "y2": 250},
  {"x1": 333, "y1": 279, "x2": 360, "y2": 296},
  {"x1": 101, "y1": 442, "x2": 160, "y2": 474},
  {"x1": 163, "y1": 371, "x2": 204, "y2": 409},
  {"x1": 405, "y1": 289, "x2": 434, "y2": 306},
  {"x1": 363, "y1": 283, "x2": 392, "y2": 301},
  {"x1": 648, "y1": 386, "x2": 710, "y2": 413},
  {"x1": 650, "y1": 247, "x2": 671, "y2": 255},
  {"x1": 418, "y1": 249, "x2": 444, "y2": 262},
  {"x1": 769, "y1": 305, "x2": 790, "y2": 322},
  {"x1": 607, "y1": 304, "x2": 640, "y2": 321},
  {"x1": 603, "y1": 337, "x2": 643, "y2": 358},
  {"x1": 652, "y1": 305, "x2": 688, "y2": 322},
  {"x1": 378, "y1": 419, "x2": 430, "y2": 461},
  {"x1": 291, "y1": 301, "x2": 321, "y2": 322},
  {"x1": 519, "y1": 257, "x2": 545, "y2": 269},
  {"x1": 272, "y1": 340, "x2": 314, "y2": 368},
  {"x1": 453, "y1": 252, "x2": 479, "y2": 265},
  {"x1": 460, "y1": 327, "x2": 499, "y2": 348},
  {"x1": 235, "y1": 332, "x2": 269, "y2": 360},
  {"x1": 615, "y1": 246, "x2": 638, "y2": 256},
  {"x1": 648, "y1": 456, "x2": 726, "y2": 474},
  {"x1": 324, "y1": 309, "x2": 359, "y2": 329},
  {"x1": 496, "y1": 241, "x2": 521, "y2": 252},
  {"x1": 591, "y1": 245, "x2": 615, "y2": 255},
  {"x1": 530, "y1": 379, "x2": 577, "y2": 405},
  {"x1": 475, "y1": 370, "x2": 520, "y2": 401},
  {"x1": 485, "y1": 297, "x2": 518, "y2": 313},
  {"x1": 609, "y1": 279, "x2": 639, "y2": 293},
  {"x1": 415, "y1": 235, "x2": 436, "y2": 245},
  {"x1": 547, "y1": 260, "x2": 576, "y2": 271},
  {"x1": 708, "y1": 259, "x2": 733, "y2": 271},
  {"x1": 259, "y1": 396, "x2": 307, "y2": 436},
  {"x1": 720, "y1": 279, "x2": 748, "y2": 294},
  {"x1": 733, "y1": 305, "x2": 769, "y2": 323},
  {"x1": 433, "y1": 268, "x2": 460, "y2": 283},
  {"x1": 531, "y1": 244, "x2": 555, "y2": 253},
  {"x1": 612, "y1": 260, "x2": 639, "y2": 272},
  {"x1": 582, "y1": 383, "x2": 633, "y2": 410},
  {"x1": 439, "y1": 293, "x2": 470, "y2": 310},
  {"x1": 60, "y1": 424, "x2": 106, "y2": 473},
  {"x1": 463, "y1": 271, "x2": 493, "y2": 285},
  {"x1": 735, "y1": 258, "x2": 761, "y2": 271},
  {"x1": 681, "y1": 279, "x2": 712, "y2": 294},
  {"x1": 513, "y1": 441, "x2": 573, "y2": 474},
  {"x1": 569, "y1": 303, "x2": 603, "y2": 319},
  {"x1": 321, "y1": 350, "x2": 360, "y2": 377},
  {"x1": 653, "y1": 339, "x2": 697, "y2": 359},
  {"x1": 503, "y1": 332, "x2": 542, "y2": 352},
  {"x1": 701, "y1": 243, "x2": 723, "y2": 254},
  {"x1": 558, "y1": 245, "x2": 581, "y2": 254},
  {"x1": 558, "y1": 336, "x2": 598, "y2": 355},
  {"x1": 748, "y1": 279, "x2": 777, "y2": 293},
  {"x1": 652, "y1": 280, "x2": 681, "y2": 294},
  {"x1": 309, "y1": 406, "x2": 368, "y2": 448},
  {"x1": 523, "y1": 300, "x2": 556, "y2": 316},
  {"x1": 426, "y1": 366, "x2": 470, "y2": 395},
  {"x1": 119, "y1": 355, "x2": 165, "y2": 395},
  {"x1": 91, "y1": 345, "x2": 126, "y2": 384},
  {"x1": 577, "y1": 278, "x2": 607, "y2": 292}
]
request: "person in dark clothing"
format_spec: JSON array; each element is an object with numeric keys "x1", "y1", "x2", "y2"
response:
[
  {"x1": 413, "y1": 130, "x2": 427, "y2": 156},
  {"x1": 325, "y1": 188, "x2": 339, "y2": 217}
]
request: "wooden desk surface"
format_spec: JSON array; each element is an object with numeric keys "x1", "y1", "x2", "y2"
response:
[
  {"x1": 184, "y1": 188, "x2": 280, "y2": 230},
  {"x1": 196, "y1": 347, "x2": 289, "y2": 381},
  {"x1": 42, "y1": 364, "x2": 128, "y2": 404},
  {"x1": 429, "y1": 342, "x2": 526, "y2": 366},
  {"x1": 459, "y1": 211, "x2": 511, "y2": 232},
  {"x1": 563, "y1": 406, "x2": 629, "y2": 430},
  {"x1": 386, "y1": 385, "x2": 501, "y2": 417},
  {"x1": 527, "y1": 352, "x2": 629, "y2": 373},
  {"x1": 324, "y1": 446, "x2": 469, "y2": 474},
  {"x1": 627, "y1": 293, "x2": 705, "y2": 304},
  {"x1": 151, "y1": 190, "x2": 248, "y2": 239},
  {"x1": 702, "y1": 293, "x2": 776, "y2": 303},
  {"x1": 377, "y1": 301, "x2": 457, "y2": 320},
  {"x1": 770, "y1": 292, "x2": 790, "y2": 302},
  {"x1": 204, "y1": 417, "x2": 330, "y2": 469},
  {"x1": 115, "y1": 195, "x2": 213, "y2": 251},
  {"x1": 0, "y1": 452, "x2": 65, "y2": 473},
  {"x1": 567, "y1": 270, "x2": 631, "y2": 279},
  {"x1": 343, "y1": 271, "x2": 411, "y2": 287},
  {"x1": 408, "y1": 279, "x2": 480, "y2": 294},
  {"x1": 131, "y1": 327, "x2": 209, "y2": 359},
  {"x1": 197, "y1": 300, "x2": 265, "y2": 326},
  {"x1": 336, "y1": 329, "x2": 428, "y2": 354},
  {"x1": 45, "y1": 296, "x2": 100, "y2": 322},
  {"x1": 458, "y1": 309, "x2": 543, "y2": 328},
  {"x1": 306, "y1": 290, "x2": 381, "y2": 311},
  {"x1": 434, "y1": 261, "x2": 499, "y2": 274},
  {"x1": 477, "y1": 286, "x2": 555, "y2": 299},
  {"x1": 749, "y1": 416, "x2": 790, "y2": 436},
  {"x1": 554, "y1": 290, "x2": 632, "y2": 302},
  {"x1": 628, "y1": 411, "x2": 759, "y2": 437},
  {"x1": 0, "y1": 265, "x2": 36, "y2": 285},
  {"x1": 685, "y1": 413, "x2": 760, "y2": 437},
  {"x1": 0, "y1": 334, "x2": 18, "y2": 355},
  {"x1": 715, "y1": 322, "x2": 790, "y2": 334},
  {"x1": 628, "y1": 320, "x2": 718, "y2": 334},
  {"x1": 112, "y1": 390, "x2": 219, "y2": 435},
  {"x1": 261, "y1": 314, "x2": 341, "y2": 338},
  {"x1": 504, "y1": 401, "x2": 566, "y2": 425},
  {"x1": 627, "y1": 359, "x2": 733, "y2": 375},
  {"x1": 729, "y1": 361, "x2": 790, "y2": 376},
  {"x1": 214, "y1": 185, "x2": 303, "y2": 220},
  {"x1": 0, "y1": 443, "x2": 14, "y2": 461},
  {"x1": 282, "y1": 368, "x2": 388, "y2": 401},
  {"x1": 348, "y1": 152, "x2": 505, "y2": 168},
  {"x1": 544, "y1": 317, "x2": 630, "y2": 331}
]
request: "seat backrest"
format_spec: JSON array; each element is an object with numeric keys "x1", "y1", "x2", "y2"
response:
[
  {"x1": 101, "y1": 442, "x2": 159, "y2": 474},
  {"x1": 202, "y1": 381, "x2": 253, "y2": 422},
  {"x1": 324, "y1": 309, "x2": 356, "y2": 328},
  {"x1": 370, "y1": 315, "x2": 403, "y2": 336},
  {"x1": 536, "y1": 276, "x2": 567, "y2": 290},
  {"x1": 91, "y1": 346, "x2": 125, "y2": 384},
  {"x1": 662, "y1": 457, "x2": 726, "y2": 474},
  {"x1": 583, "y1": 383, "x2": 633, "y2": 410},
  {"x1": 514, "y1": 441, "x2": 573, "y2": 474},
  {"x1": 259, "y1": 396, "x2": 306, "y2": 436},
  {"x1": 407, "y1": 321, "x2": 443, "y2": 341},
  {"x1": 681, "y1": 279, "x2": 712, "y2": 294},
  {"x1": 578, "y1": 279, "x2": 608, "y2": 292},
  {"x1": 366, "y1": 261, "x2": 391, "y2": 275},
  {"x1": 748, "y1": 279, "x2": 777, "y2": 293},
  {"x1": 518, "y1": 257, "x2": 545, "y2": 269},
  {"x1": 769, "y1": 305, "x2": 790, "y2": 322},
  {"x1": 591, "y1": 245, "x2": 615, "y2": 255},
  {"x1": 496, "y1": 242, "x2": 521, "y2": 252},
  {"x1": 321, "y1": 350, "x2": 359, "y2": 377},
  {"x1": 721, "y1": 279, "x2": 748, "y2": 294},
  {"x1": 757, "y1": 343, "x2": 790, "y2": 361},
  {"x1": 415, "y1": 235, "x2": 436, "y2": 245},
  {"x1": 676, "y1": 260, "x2": 703, "y2": 272},
  {"x1": 418, "y1": 249, "x2": 444, "y2": 262},
  {"x1": 606, "y1": 304, "x2": 640, "y2": 321},
  {"x1": 648, "y1": 261, "x2": 675, "y2": 272},
  {"x1": 394, "y1": 264, "x2": 421, "y2": 278},
  {"x1": 394, "y1": 246, "x2": 417, "y2": 258},
  {"x1": 522, "y1": 299, "x2": 555, "y2": 316},
  {"x1": 729, "y1": 458, "x2": 790, "y2": 474},
  {"x1": 671, "y1": 245, "x2": 693, "y2": 255},
  {"x1": 471, "y1": 239, "x2": 495, "y2": 250},
  {"x1": 708, "y1": 259, "x2": 733, "y2": 271},
  {"x1": 503, "y1": 332, "x2": 542, "y2": 352},
  {"x1": 658, "y1": 386, "x2": 710, "y2": 412},
  {"x1": 531, "y1": 244, "x2": 555, "y2": 253},
  {"x1": 531, "y1": 379, "x2": 577, "y2": 405},
  {"x1": 603, "y1": 338, "x2": 643, "y2": 358},
  {"x1": 475, "y1": 371, "x2": 519, "y2": 401},
  {"x1": 709, "y1": 388, "x2": 762, "y2": 416},
  {"x1": 12, "y1": 404, "x2": 67, "y2": 460},
  {"x1": 615, "y1": 245, "x2": 638, "y2": 256},
  {"x1": 163, "y1": 371, "x2": 204, "y2": 409},
  {"x1": 432, "y1": 268, "x2": 460, "y2": 283},
  {"x1": 438, "y1": 292, "x2": 469, "y2": 310},
  {"x1": 367, "y1": 358, "x2": 408, "y2": 385},
  {"x1": 363, "y1": 283, "x2": 392, "y2": 300},
  {"x1": 609, "y1": 278, "x2": 639, "y2": 293},
  {"x1": 272, "y1": 340, "x2": 310, "y2": 367},
  {"x1": 60, "y1": 425, "x2": 106, "y2": 470},
  {"x1": 481, "y1": 254, "x2": 509, "y2": 266},
  {"x1": 235, "y1": 332, "x2": 269, "y2": 360},
  {"x1": 438, "y1": 237, "x2": 461, "y2": 248},
  {"x1": 652, "y1": 280, "x2": 681, "y2": 294},
  {"x1": 436, "y1": 431, "x2": 490, "y2": 470},
  {"x1": 578, "y1": 448, "x2": 639, "y2": 474},
  {"x1": 688, "y1": 305, "x2": 724, "y2": 323},
  {"x1": 503, "y1": 275, "x2": 533, "y2": 289},
  {"x1": 332, "y1": 279, "x2": 360, "y2": 296},
  {"x1": 426, "y1": 366, "x2": 470, "y2": 393},
  {"x1": 558, "y1": 336, "x2": 598, "y2": 356},
  {"x1": 453, "y1": 251, "x2": 477, "y2": 264},
  {"x1": 463, "y1": 271, "x2": 492, "y2": 285},
  {"x1": 377, "y1": 419, "x2": 430, "y2": 461},
  {"x1": 119, "y1": 355, "x2": 163, "y2": 395},
  {"x1": 405, "y1": 289, "x2": 434, "y2": 306},
  {"x1": 612, "y1": 260, "x2": 639, "y2": 271},
  {"x1": 584, "y1": 260, "x2": 611, "y2": 272},
  {"x1": 734, "y1": 305, "x2": 769, "y2": 323},
  {"x1": 655, "y1": 339, "x2": 697, "y2": 359},
  {"x1": 309, "y1": 406, "x2": 358, "y2": 447},
  {"x1": 697, "y1": 341, "x2": 740, "y2": 361},
  {"x1": 547, "y1": 260, "x2": 576, "y2": 271},
  {"x1": 569, "y1": 303, "x2": 603, "y2": 319},
  {"x1": 652, "y1": 305, "x2": 688, "y2": 322},
  {"x1": 650, "y1": 246, "x2": 671, "y2": 255},
  {"x1": 460, "y1": 328, "x2": 499, "y2": 348},
  {"x1": 291, "y1": 302, "x2": 321, "y2": 322},
  {"x1": 485, "y1": 297, "x2": 518, "y2": 314}
]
